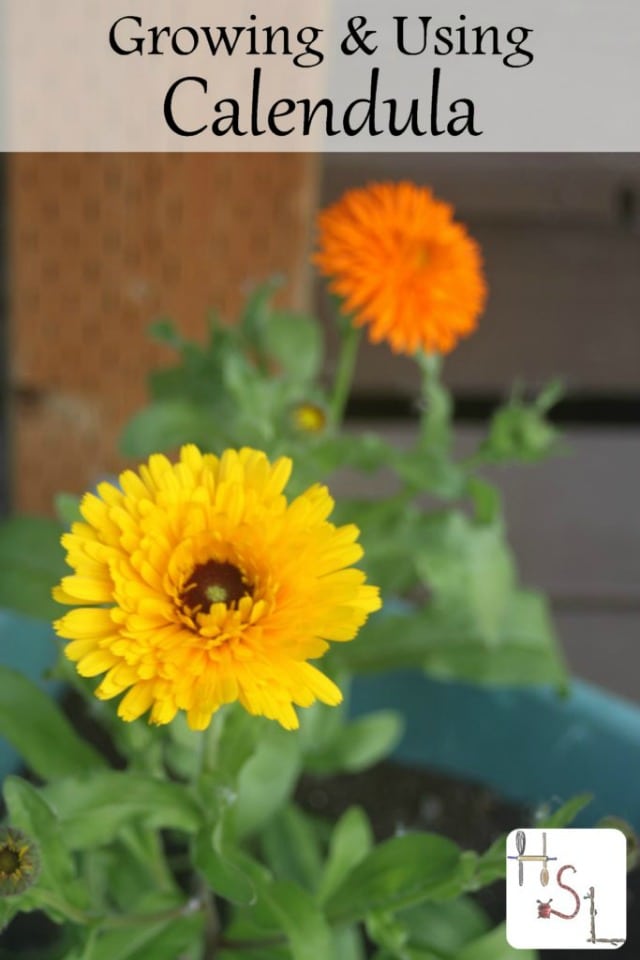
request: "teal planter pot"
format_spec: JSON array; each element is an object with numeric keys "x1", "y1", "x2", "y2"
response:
[
  {"x1": 0, "y1": 610, "x2": 59, "y2": 782},
  {"x1": 351, "y1": 671, "x2": 640, "y2": 832},
  {"x1": 3, "y1": 607, "x2": 639, "y2": 834}
]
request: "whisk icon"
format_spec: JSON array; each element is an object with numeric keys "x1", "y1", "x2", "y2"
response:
[{"x1": 508, "y1": 830, "x2": 558, "y2": 887}]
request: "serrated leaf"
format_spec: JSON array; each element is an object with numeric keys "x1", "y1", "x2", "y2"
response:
[
  {"x1": 0, "y1": 516, "x2": 67, "y2": 620},
  {"x1": 0, "y1": 666, "x2": 105, "y2": 780}
]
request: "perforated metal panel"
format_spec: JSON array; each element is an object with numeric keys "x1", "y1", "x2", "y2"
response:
[{"x1": 9, "y1": 154, "x2": 318, "y2": 513}]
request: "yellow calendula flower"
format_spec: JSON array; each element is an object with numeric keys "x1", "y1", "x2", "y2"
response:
[{"x1": 53, "y1": 446, "x2": 380, "y2": 731}]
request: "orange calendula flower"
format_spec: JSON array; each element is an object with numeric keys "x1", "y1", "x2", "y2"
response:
[
  {"x1": 53, "y1": 446, "x2": 380, "y2": 731},
  {"x1": 314, "y1": 181, "x2": 487, "y2": 355}
]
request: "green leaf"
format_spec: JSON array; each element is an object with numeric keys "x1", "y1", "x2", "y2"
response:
[
  {"x1": 119, "y1": 401, "x2": 217, "y2": 458},
  {"x1": 219, "y1": 949, "x2": 289, "y2": 960},
  {"x1": 259, "y1": 881, "x2": 333, "y2": 960},
  {"x1": 414, "y1": 511, "x2": 515, "y2": 648},
  {"x1": 480, "y1": 388, "x2": 562, "y2": 465},
  {"x1": 398, "y1": 898, "x2": 490, "y2": 955},
  {"x1": 318, "y1": 807, "x2": 373, "y2": 904},
  {"x1": 306, "y1": 711, "x2": 403, "y2": 775},
  {"x1": 310, "y1": 432, "x2": 395, "y2": 476},
  {"x1": 0, "y1": 515, "x2": 67, "y2": 620},
  {"x1": 421, "y1": 590, "x2": 567, "y2": 687},
  {"x1": 536, "y1": 792, "x2": 593, "y2": 828},
  {"x1": 366, "y1": 909, "x2": 409, "y2": 955},
  {"x1": 469, "y1": 834, "x2": 507, "y2": 888},
  {"x1": 88, "y1": 898, "x2": 204, "y2": 960},
  {"x1": 193, "y1": 784, "x2": 265, "y2": 906},
  {"x1": 262, "y1": 311, "x2": 323, "y2": 383},
  {"x1": 325, "y1": 833, "x2": 463, "y2": 925},
  {"x1": 234, "y1": 723, "x2": 301, "y2": 837},
  {"x1": 42, "y1": 772, "x2": 202, "y2": 849},
  {"x1": 0, "y1": 666, "x2": 105, "y2": 780},
  {"x1": 88, "y1": 826, "x2": 178, "y2": 915},
  {"x1": 466, "y1": 477, "x2": 502, "y2": 526},
  {"x1": 332, "y1": 925, "x2": 367, "y2": 960},
  {"x1": 455, "y1": 922, "x2": 535, "y2": 960},
  {"x1": 148, "y1": 317, "x2": 184, "y2": 349},
  {"x1": 332, "y1": 497, "x2": 423, "y2": 598},
  {"x1": 340, "y1": 589, "x2": 566, "y2": 688},
  {"x1": 260, "y1": 805, "x2": 324, "y2": 891},
  {"x1": 0, "y1": 898, "x2": 20, "y2": 932},
  {"x1": 54, "y1": 493, "x2": 83, "y2": 526},
  {"x1": 535, "y1": 378, "x2": 564, "y2": 413},
  {"x1": 298, "y1": 699, "x2": 345, "y2": 760}
]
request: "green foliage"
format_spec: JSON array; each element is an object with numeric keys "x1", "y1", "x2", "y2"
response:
[
  {"x1": 119, "y1": 285, "x2": 328, "y2": 463},
  {"x1": 478, "y1": 381, "x2": 563, "y2": 465},
  {"x1": 304, "y1": 709, "x2": 404, "y2": 776},
  {"x1": 41, "y1": 772, "x2": 202, "y2": 849},
  {"x1": 535, "y1": 793, "x2": 593, "y2": 828},
  {"x1": 0, "y1": 667, "x2": 105, "y2": 780},
  {"x1": 0, "y1": 276, "x2": 572, "y2": 958},
  {"x1": 317, "y1": 807, "x2": 373, "y2": 903},
  {"x1": 325, "y1": 833, "x2": 465, "y2": 924},
  {"x1": 0, "y1": 516, "x2": 67, "y2": 620}
]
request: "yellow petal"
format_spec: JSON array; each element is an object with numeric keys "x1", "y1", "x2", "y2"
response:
[{"x1": 54, "y1": 607, "x2": 115, "y2": 639}]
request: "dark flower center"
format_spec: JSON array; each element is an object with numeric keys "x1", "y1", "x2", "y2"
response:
[
  {"x1": 181, "y1": 560, "x2": 252, "y2": 613},
  {"x1": 0, "y1": 847, "x2": 20, "y2": 877}
]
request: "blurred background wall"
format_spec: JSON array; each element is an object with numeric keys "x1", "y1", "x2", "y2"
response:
[
  {"x1": 5, "y1": 154, "x2": 319, "y2": 514},
  {"x1": 1, "y1": 152, "x2": 638, "y2": 699}
]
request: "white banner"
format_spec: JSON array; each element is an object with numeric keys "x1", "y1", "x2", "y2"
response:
[{"x1": 2, "y1": 0, "x2": 639, "y2": 150}]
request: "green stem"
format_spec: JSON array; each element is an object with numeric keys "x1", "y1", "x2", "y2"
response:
[
  {"x1": 98, "y1": 901, "x2": 200, "y2": 931},
  {"x1": 198, "y1": 708, "x2": 225, "y2": 780},
  {"x1": 33, "y1": 889, "x2": 94, "y2": 926},
  {"x1": 35, "y1": 888, "x2": 202, "y2": 931},
  {"x1": 330, "y1": 322, "x2": 361, "y2": 427},
  {"x1": 415, "y1": 350, "x2": 451, "y2": 451}
]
